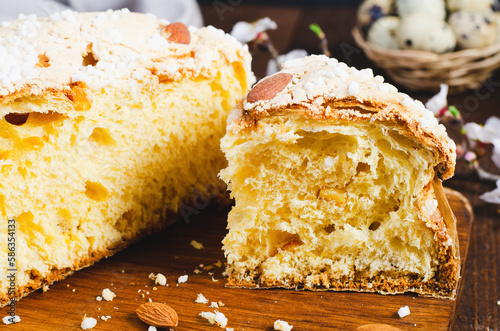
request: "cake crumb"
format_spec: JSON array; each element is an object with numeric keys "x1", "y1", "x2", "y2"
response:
[
  {"x1": 96, "y1": 296, "x2": 102, "y2": 301},
  {"x1": 154, "y1": 273, "x2": 167, "y2": 286},
  {"x1": 178, "y1": 275, "x2": 188, "y2": 283},
  {"x1": 215, "y1": 260, "x2": 222, "y2": 268},
  {"x1": 497, "y1": 300, "x2": 500, "y2": 305},
  {"x1": 42, "y1": 284, "x2": 50, "y2": 292},
  {"x1": 194, "y1": 269, "x2": 202, "y2": 274},
  {"x1": 190, "y1": 240, "x2": 204, "y2": 250},
  {"x1": 148, "y1": 326, "x2": 157, "y2": 331},
  {"x1": 72, "y1": 289, "x2": 76, "y2": 292},
  {"x1": 398, "y1": 306, "x2": 410, "y2": 318},
  {"x1": 102, "y1": 288, "x2": 116, "y2": 301},
  {"x1": 211, "y1": 276, "x2": 219, "y2": 282},
  {"x1": 274, "y1": 319, "x2": 292, "y2": 331},
  {"x1": 199, "y1": 311, "x2": 228, "y2": 328},
  {"x1": 218, "y1": 301, "x2": 225, "y2": 307},
  {"x1": 81, "y1": 316, "x2": 97, "y2": 329},
  {"x1": 209, "y1": 302, "x2": 219, "y2": 309},
  {"x1": 195, "y1": 293, "x2": 209, "y2": 304},
  {"x1": 226, "y1": 328, "x2": 234, "y2": 331},
  {"x1": 100, "y1": 316, "x2": 111, "y2": 321},
  {"x1": 2, "y1": 315, "x2": 21, "y2": 325}
]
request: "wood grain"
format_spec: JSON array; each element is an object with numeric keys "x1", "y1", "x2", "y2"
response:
[{"x1": 0, "y1": 190, "x2": 472, "y2": 330}]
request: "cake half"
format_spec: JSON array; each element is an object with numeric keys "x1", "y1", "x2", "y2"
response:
[
  {"x1": 0, "y1": 10, "x2": 254, "y2": 305},
  {"x1": 220, "y1": 55, "x2": 459, "y2": 298}
]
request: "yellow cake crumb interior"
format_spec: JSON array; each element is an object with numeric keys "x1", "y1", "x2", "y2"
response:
[{"x1": 221, "y1": 115, "x2": 442, "y2": 288}]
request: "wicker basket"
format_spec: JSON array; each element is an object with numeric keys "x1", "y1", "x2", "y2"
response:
[{"x1": 352, "y1": 27, "x2": 500, "y2": 94}]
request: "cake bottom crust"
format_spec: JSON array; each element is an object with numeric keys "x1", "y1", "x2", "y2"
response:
[{"x1": 225, "y1": 271, "x2": 457, "y2": 299}]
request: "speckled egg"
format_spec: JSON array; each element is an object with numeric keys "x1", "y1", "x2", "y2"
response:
[
  {"x1": 357, "y1": 0, "x2": 394, "y2": 27},
  {"x1": 490, "y1": 12, "x2": 500, "y2": 42},
  {"x1": 396, "y1": 0, "x2": 446, "y2": 20},
  {"x1": 397, "y1": 13, "x2": 457, "y2": 53},
  {"x1": 367, "y1": 16, "x2": 400, "y2": 49},
  {"x1": 449, "y1": 11, "x2": 498, "y2": 49},
  {"x1": 447, "y1": 0, "x2": 494, "y2": 12}
]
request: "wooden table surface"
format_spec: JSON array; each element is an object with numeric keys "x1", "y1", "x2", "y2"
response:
[{"x1": 199, "y1": 4, "x2": 500, "y2": 330}]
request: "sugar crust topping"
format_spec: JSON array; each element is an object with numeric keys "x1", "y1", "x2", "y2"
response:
[
  {"x1": 243, "y1": 55, "x2": 452, "y2": 145},
  {"x1": 0, "y1": 9, "x2": 252, "y2": 96}
]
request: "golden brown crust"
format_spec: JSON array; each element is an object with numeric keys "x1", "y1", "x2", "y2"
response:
[
  {"x1": 228, "y1": 55, "x2": 456, "y2": 180},
  {"x1": 0, "y1": 11, "x2": 254, "y2": 99},
  {"x1": 229, "y1": 96, "x2": 455, "y2": 180},
  {"x1": 226, "y1": 272, "x2": 456, "y2": 299}
]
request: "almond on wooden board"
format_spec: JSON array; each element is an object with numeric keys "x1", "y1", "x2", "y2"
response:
[
  {"x1": 356, "y1": 324, "x2": 402, "y2": 331},
  {"x1": 160, "y1": 22, "x2": 191, "y2": 44},
  {"x1": 136, "y1": 302, "x2": 178, "y2": 327},
  {"x1": 247, "y1": 73, "x2": 293, "y2": 103}
]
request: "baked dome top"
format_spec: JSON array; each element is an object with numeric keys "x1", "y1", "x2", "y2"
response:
[
  {"x1": 0, "y1": 9, "x2": 253, "y2": 98},
  {"x1": 228, "y1": 55, "x2": 456, "y2": 179}
]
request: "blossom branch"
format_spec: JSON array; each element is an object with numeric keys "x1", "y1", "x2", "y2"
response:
[{"x1": 309, "y1": 23, "x2": 331, "y2": 57}]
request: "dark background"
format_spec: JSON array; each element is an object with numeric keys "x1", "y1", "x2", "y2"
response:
[{"x1": 197, "y1": 0, "x2": 363, "y2": 6}]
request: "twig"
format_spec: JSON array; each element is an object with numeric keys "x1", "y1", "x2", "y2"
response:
[
  {"x1": 309, "y1": 23, "x2": 331, "y2": 57},
  {"x1": 256, "y1": 31, "x2": 281, "y2": 71}
]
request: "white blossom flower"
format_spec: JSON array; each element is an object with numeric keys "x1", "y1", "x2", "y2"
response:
[
  {"x1": 463, "y1": 116, "x2": 500, "y2": 168},
  {"x1": 463, "y1": 116, "x2": 500, "y2": 144},
  {"x1": 480, "y1": 179, "x2": 500, "y2": 204},
  {"x1": 425, "y1": 84, "x2": 448, "y2": 115},
  {"x1": 231, "y1": 17, "x2": 277, "y2": 43},
  {"x1": 266, "y1": 49, "x2": 308, "y2": 76}
]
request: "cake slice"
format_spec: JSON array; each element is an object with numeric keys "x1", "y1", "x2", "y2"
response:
[
  {"x1": 0, "y1": 10, "x2": 254, "y2": 305},
  {"x1": 220, "y1": 55, "x2": 460, "y2": 298}
]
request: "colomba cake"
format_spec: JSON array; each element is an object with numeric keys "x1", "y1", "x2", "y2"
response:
[
  {"x1": 220, "y1": 55, "x2": 460, "y2": 298},
  {"x1": 0, "y1": 9, "x2": 254, "y2": 305}
]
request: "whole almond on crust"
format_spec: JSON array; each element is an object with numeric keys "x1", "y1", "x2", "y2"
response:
[
  {"x1": 160, "y1": 22, "x2": 191, "y2": 44},
  {"x1": 136, "y1": 302, "x2": 178, "y2": 327},
  {"x1": 247, "y1": 73, "x2": 293, "y2": 103},
  {"x1": 356, "y1": 324, "x2": 402, "y2": 331}
]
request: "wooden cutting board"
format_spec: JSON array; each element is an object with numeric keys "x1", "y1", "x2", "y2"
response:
[{"x1": 1, "y1": 188, "x2": 473, "y2": 330}]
